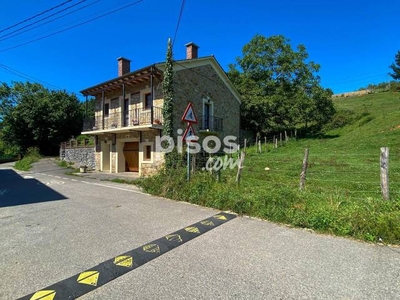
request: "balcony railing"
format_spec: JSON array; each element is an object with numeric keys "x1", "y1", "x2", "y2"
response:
[
  {"x1": 83, "y1": 106, "x2": 163, "y2": 132},
  {"x1": 198, "y1": 115, "x2": 223, "y2": 132}
]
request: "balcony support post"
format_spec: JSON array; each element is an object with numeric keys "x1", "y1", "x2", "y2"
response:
[
  {"x1": 150, "y1": 66, "x2": 154, "y2": 102},
  {"x1": 122, "y1": 83, "x2": 126, "y2": 127},
  {"x1": 85, "y1": 95, "x2": 88, "y2": 118},
  {"x1": 150, "y1": 66, "x2": 154, "y2": 124},
  {"x1": 101, "y1": 90, "x2": 105, "y2": 130}
]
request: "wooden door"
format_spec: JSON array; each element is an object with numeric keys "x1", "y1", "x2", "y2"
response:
[{"x1": 123, "y1": 142, "x2": 139, "y2": 172}]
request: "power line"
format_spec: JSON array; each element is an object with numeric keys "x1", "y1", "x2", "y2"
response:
[
  {"x1": 0, "y1": 62, "x2": 83, "y2": 96},
  {"x1": 0, "y1": 62, "x2": 63, "y2": 90},
  {"x1": 172, "y1": 0, "x2": 186, "y2": 48},
  {"x1": 0, "y1": 0, "x2": 144, "y2": 53},
  {"x1": 0, "y1": 0, "x2": 88, "y2": 41},
  {"x1": 330, "y1": 73, "x2": 388, "y2": 86},
  {"x1": 0, "y1": 0, "x2": 100, "y2": 43},
  {"x1": 0, "y1": 0, "x2": 73, "y2": 34}
]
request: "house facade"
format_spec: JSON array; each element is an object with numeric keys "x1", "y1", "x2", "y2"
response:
[{"x1": 81, "y1": 43, "x2": 241, "y2": 176}]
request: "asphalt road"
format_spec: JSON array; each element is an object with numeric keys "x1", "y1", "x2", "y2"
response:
[{"x1": 0, "y1": 159, "x2": 399, "y2": 299}]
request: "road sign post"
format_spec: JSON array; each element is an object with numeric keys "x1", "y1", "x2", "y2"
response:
[
  {"x1": 181, "y1": 103, "x2": 198, "y2": 181},
  {"x1": 187, "y1": 142, "x2": 191, "y2": 181}
]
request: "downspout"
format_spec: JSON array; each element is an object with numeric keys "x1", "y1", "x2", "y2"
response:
[{"x1": 150, "y1": 66, "x2": 154, "y2": 124}]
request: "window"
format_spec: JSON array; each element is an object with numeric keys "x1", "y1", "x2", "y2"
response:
[
  {"x1": 204, "y1": 102, "x2": 211, "y2": 129},
  {"x1": 202, "y1": 98, "x2": 214, "y2": 130},
  {"x1": 144, "y1": 145, "x2": 152, "y2": 161},
  {"x1": 145, "y1": 93, "x2": 153, "y2": 109},
  {"x1": 111, "y1": 97, "x2": 119, "y2": 109},
  {"x1": 104, "y1": 103, "x2": 110, "y2": 117},
  {"x1": 131, "y1": 92, "x2": 140, "y2": 104}
]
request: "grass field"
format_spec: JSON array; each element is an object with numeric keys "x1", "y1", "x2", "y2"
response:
[
  {"x1": 241, "y1": 92, "x2": 400, "y2": 201},
  {"x1": 137, "y1": 91, "x2": 400, "y2": 244}
]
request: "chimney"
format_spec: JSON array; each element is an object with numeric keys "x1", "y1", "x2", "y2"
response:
[
  {"x1": 117, "y1": 57, "x2": 131, "y2": 76},
  {"x1": 185, "y1": 42, "x2": 199, "y2": 60}
]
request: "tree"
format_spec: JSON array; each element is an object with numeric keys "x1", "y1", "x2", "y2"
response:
[
  {"x1": 162, "y1": 38, "x2": 176, "y2": 168},
  {"x1": 0, "y1": 82, "x2": 83, "y2": 156},
  {"x1": 389, "y1": 50, "x2": 400, "y2": 81},
  {"x1": 228, "y1": 35, "x2": 335, "y2": 134}
]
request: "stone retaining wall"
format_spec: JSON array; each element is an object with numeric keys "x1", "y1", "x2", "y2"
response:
[{"x1": 60, "y1": 147, "x2": 95, "y2": 169}]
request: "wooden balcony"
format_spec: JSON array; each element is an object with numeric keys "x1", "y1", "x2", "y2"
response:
[{"x1": 82, "y1": 106, "x2": 163, "y2": 134}]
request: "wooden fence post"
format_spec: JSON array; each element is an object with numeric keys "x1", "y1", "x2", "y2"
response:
[
  {"x1": 280, "y1": 132, "x2": 283, "y2": 146},
  {"x1": 243, "y1": 138, "x2": 247, "y2": 154},
  {"x1": 285, "y1": 131, "x2": 288, "y2": 142},
  {"x1": 236, "y1": 150, "x2": 246, "y2": 184},
  {"x1": 380, "y1": 147, "x2": 390, "y2": 200},
  {"x1": 299, "y1": 148, "x2": 309, "y2": 191},
  {"x1": 265, "y1": 137, "x2": 267, "y2": 152},
  {"x1": 258, "y1": 140, "x2": 262, "y2": 153}
]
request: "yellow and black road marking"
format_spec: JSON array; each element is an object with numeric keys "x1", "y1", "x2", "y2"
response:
[{"x1": 18, "y1": 212, "x2": 236, "y2": 300}]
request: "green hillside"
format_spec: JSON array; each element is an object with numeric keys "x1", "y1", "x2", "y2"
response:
[
  {"x1": 243, "y1": 92, "x2": 400, "y2": 201},
  {"x1": 138, "y1": 91, "x2": 400, "y2": 244}
]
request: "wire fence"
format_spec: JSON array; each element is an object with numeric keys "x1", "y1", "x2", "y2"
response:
[{"x1": 185, "y1": 134, "x2": 400, "y2": 201}]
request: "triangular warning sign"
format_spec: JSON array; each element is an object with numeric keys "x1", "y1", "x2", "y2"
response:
[
  {"x1": 181, "y1": 102, "x2": 198, "y2": 123},
  {"x1": 182, "y1": 123, "x2": 198, "y2": 142}
]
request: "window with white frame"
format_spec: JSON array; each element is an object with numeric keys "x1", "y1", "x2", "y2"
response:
[{"x1": 142, "y1": 142, "x2": 153, "y2": 162}]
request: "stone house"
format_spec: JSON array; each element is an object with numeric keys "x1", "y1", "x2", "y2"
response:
[{"x1": 80, "y1": 42, "x2": 241, "y2": 176}]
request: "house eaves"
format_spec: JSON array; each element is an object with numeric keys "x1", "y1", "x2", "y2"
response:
[{"x1": 80, "y1": 65, "x2": 163, "y2": 97}]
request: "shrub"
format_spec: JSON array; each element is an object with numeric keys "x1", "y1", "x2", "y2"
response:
[
  {"x1": 325, "y1": 109, "x2": 356, "y2": 130},
  {"x1": 14, "y1": 147, "x2": 41, "y2": 171}
]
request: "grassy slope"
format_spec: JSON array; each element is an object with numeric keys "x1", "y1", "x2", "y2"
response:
[
  {"x1": 138, "y1": 92, "x2": 400, "y2": 244},
  {"x1": 242, "y1": 92, "x2": 400, "y2": 201}
]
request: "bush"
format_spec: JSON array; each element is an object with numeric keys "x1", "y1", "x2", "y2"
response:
[
  {"x1": 14, "y1": 147, "x2": 41, "y2": 171},
  {"x1": 325, "y1": 109, "x2": 356, "y2": 130},
  {"x1": 58, "y1": 160, "x2": 70, "y2": 168}
]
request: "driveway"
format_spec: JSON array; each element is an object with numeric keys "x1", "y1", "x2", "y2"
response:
[{"x1": 0, "y1": 159, "x2": 399, "y2": 299}]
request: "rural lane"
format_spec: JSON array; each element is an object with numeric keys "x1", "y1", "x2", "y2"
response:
[{"x1": 0, "y1": 159, "x2": 399, "y2": 299}]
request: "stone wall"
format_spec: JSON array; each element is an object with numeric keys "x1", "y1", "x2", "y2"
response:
[
  {"x1": 61, "y1": 147, "x2": 96, "y2": 169},
  {"x1": 140, "y1": 130, "x2": 165, "y2": 177},
  {"x1": 332, "y1": 89, "x2": 371, "y2": 98},
  {"x1": 173, "y1": 64, "x2": 241, "y2": 140}
]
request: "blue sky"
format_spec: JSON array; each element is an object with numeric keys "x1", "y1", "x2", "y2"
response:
[{"x1": 0, "y1": 0, "x2": 399, "y2": 100}]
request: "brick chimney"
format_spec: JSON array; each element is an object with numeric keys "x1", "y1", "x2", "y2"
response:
[
  {"x1": 185, "y1": 42, "x2": 199, "y2": 59},
  {"x1": 117, "y1": 57, "x2": 131, "y2": 76}
]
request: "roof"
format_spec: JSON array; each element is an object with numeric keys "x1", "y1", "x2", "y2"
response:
[
  {"x1": 80, "y1": 56, "x2": 242, "y2": 104},
  {"x1": 80, "y1": 65, "x2": 163, "y2": 96}
]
